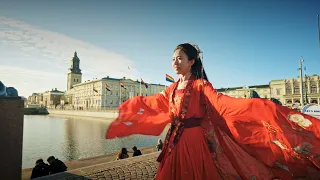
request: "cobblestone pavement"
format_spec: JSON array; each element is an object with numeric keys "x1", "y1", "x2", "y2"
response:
[{"x1": 37, "y1": 152, "x2": 160, "y2": 180}]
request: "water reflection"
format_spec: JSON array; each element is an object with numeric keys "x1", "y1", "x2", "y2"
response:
[{"x1": 23, "y1": 115, "x2": 168, "y2": 168}]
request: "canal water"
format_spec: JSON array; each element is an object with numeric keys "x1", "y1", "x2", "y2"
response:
[{"x1": 23, "y1": 115, "x2": 168, "y2": 169}]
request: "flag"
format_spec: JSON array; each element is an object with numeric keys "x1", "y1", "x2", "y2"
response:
[
  {"x1": 120, "y1": 82, "x2": 126, "y2": 89},
  {"x1": 106, "y1": 84, "x2": 111, "y2": 91},
  {"x1": 141, "y1": 78, "x2": 148, "y2": 88},
  {"x1": 166, "y1": 74, "x2": 175, "y2": 83}
]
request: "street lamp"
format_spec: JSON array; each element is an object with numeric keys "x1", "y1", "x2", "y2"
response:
[{"x1": 298, "y1": 57, "x2": 304, "y2": 106}]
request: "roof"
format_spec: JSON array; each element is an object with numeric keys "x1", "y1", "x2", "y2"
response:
[
  {"x1": 216, "y1": 84, "x2": 269, "y2": 91},
  {"x1": 270, "y1": 74, "x2": 320, "y2": 82},
  {"x1": 83, "y1": 76, "x2": 166, "y2": 87}
]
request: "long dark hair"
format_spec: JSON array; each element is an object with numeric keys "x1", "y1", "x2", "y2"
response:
[
  {"x1": 175, "y1": 43, "x2": 208, "y2": 81},
  {"x1": 118, "y1": 148, "x2": 128, "y2": 159}
]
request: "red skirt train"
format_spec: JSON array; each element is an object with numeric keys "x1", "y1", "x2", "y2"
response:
[{"x1": 156, "y1": 127, "x2": 221, "y2": 180}]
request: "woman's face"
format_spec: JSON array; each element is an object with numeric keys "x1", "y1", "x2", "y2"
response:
[{"x1": 172, "y1": 49, "x2": 194, "y2": 75}]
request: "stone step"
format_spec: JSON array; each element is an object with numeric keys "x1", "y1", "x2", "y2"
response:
[{"x1": 35, "y1": 152, "x2": 161, "y2": 180}]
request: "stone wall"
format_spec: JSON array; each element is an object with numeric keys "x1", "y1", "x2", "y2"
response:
[{"x1": 0, "y1": 97, "x2": 24, "y2": 179}]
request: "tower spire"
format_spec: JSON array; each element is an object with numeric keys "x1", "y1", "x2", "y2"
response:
[{"x1": 67, "y1": 51, "x2": 82, "y2": 91}]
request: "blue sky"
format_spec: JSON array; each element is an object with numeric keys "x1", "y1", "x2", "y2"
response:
[{"x1": 0, "y1": 0, "x2": 319, "y2": 96}]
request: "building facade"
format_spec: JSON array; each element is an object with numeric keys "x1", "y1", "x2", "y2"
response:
[
  {"x1": 216, "y1": 74, "x2": 320, "y2": 107},
  {"x1": 69, "y1": 76, "x2": 166, "y2": 109},
  {"x1": 270, "y1": 74, "x2": 320, "y2": 106},
  {"x1": 27, "y1": 88, "x2": 65, "y2": 107},
  {"x1": 217, "y1": 85, "x2": 271, "y2": 99},
  {"x1": 42, "y1": 88, "x2": 65, "y2": 107},
  {"x1": 27, "y1": 93, "x2": 43, "y2": 105},
  {"x1": 63, "y1": 52, "x2": 166, "y2": 109}
]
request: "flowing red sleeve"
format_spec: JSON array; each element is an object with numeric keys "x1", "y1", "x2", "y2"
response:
[
  {"x1": 203, "y1": 81, "x2": 320, "y2": 174},
  {"x1": 105, "y1": 86, "x2": 171, "y2": 139},
  {"x1": 203, "y1": 81, "x2": 320, "y2": 139}
]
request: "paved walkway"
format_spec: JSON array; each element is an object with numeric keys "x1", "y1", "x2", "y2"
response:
[{"x1": 37, "y1": 152, "x2": 160, "y2": 180}]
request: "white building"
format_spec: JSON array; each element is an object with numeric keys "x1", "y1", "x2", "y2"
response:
[{"x1": 65, "y1": 52, "x2": 166, "y2": 109}]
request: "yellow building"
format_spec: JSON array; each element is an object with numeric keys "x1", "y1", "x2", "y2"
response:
[
  {"x1": 42, "y1": 88, "x2": 65, "y2": 107},
  {"x1": 217, "y1": 85, "x2": 271, "y2": 99},
  {"x1": 27, "y1": 88, "x2": 64, "y2": 107},
  {"x1": 270, "y1": 74, "x2": 320, "y2": 106},
  {"x1": 27, "y1": 93, "x2": 43, "y2": 105},
  {"x1": 217, "y1": 74, "x2": 320, "y2": 107}
]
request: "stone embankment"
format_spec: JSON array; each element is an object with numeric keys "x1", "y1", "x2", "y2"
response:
[
  {"x1": 22, "y1": 146, "x2": 159, "y2": 180},
  {"x1": 47, "y1": 109, "x2": 118, "y2": 119},
  {"x1": 38, "y1": 152, "x2": 160, "y2": 180}
]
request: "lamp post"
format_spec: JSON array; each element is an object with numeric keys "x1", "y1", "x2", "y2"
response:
[{"x1": 298, "y1": 57, "x2": 304, "y2": 106}]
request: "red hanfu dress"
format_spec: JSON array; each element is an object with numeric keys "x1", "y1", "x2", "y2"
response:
[{"x1": 106, "y1": 78, "x2": 320, "y2": 180}]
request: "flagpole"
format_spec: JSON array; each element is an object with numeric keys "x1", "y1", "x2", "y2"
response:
[
  {"x1": 119, "y1": 82, "x2": 122, "y2": 106},
  {"x1": 318, "y1": 15, "x2": 320, "y2": 48},
  {"x1": 104, "y1": 88, "x2": 106, "y2": 111},
  {"x1": 139, "y1": 79, "x2": 142, "y2": 96}
]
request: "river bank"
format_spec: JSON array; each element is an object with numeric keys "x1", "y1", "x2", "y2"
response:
[
  {"x1": 21, "y1": 145, "x2": 158, "y2": 180},
  {"x1": 48, "y1": 109, "x2": 118, "y2": 119}
]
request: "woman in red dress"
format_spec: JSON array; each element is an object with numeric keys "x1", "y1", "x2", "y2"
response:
[{"x1": 106, "y1": 43, "x2": 320, "y2": 180}]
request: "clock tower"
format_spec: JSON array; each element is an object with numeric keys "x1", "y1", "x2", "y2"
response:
[{"x1": 67, "y1": 51, "x2": 82, "y2": 91}]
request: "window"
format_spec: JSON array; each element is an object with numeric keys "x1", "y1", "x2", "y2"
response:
[
  {"x1": 110, "y1": 84, "x2": 113, "y2": 88},
  {"x1": 74, "y1": 79, "x2": 76, "y2": 82},
  {"x1": 311, "y1": 85, "x2": 317, "y2": 94},
  {"x1": 116, "y1": 85, "x2": 118, "y2": 89},
  {"x1": 110, "y1": 100, "x2": 113, "y2": 104},
  {"x1": 285, "y1": 87, "x2": 292, "y2": 95},
  {"x1": 276, "y1": 89, "x2": 281, "y2": 95},
  {"x1": 294, "y1": 86, "x2": 300, "y2": 94}
]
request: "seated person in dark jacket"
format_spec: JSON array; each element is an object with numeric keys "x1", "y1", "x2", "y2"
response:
[
  {"x1": 132, "y1": 146, "x2": 142, "y2": 157},
  {"x1": 30, "y1": 158, "x2": 50, "y2": 179},
  {"x1": 47, "y1": 156, "x2": 67, "y2": 174}
]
